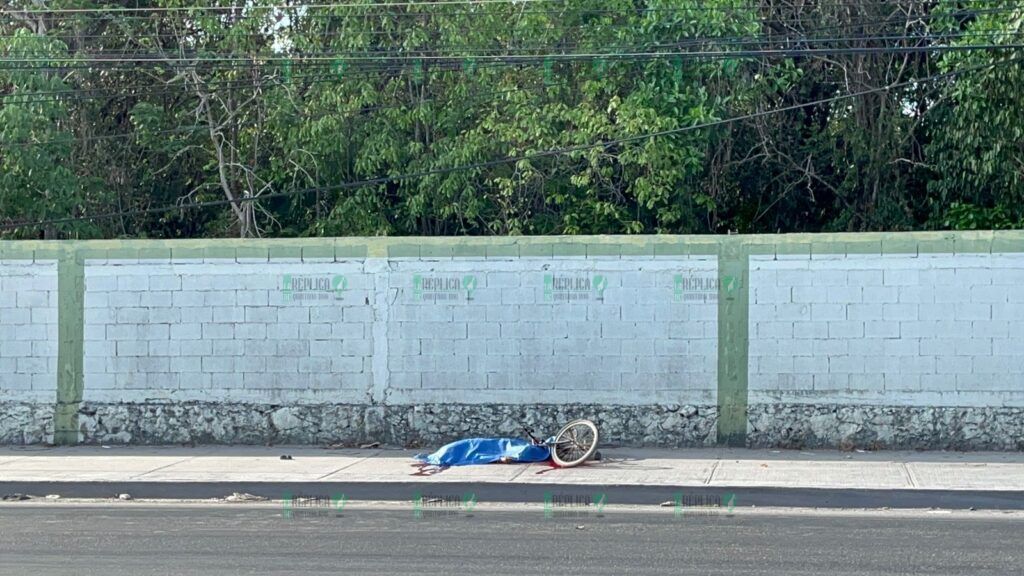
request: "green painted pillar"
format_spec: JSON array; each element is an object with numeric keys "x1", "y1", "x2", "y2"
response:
[
  {"x1": 716, "y1": 239, "x2": 749, "y2": 447},
  {"x1": 54, "y1": 249, "x2": 85, "y2": 445}
]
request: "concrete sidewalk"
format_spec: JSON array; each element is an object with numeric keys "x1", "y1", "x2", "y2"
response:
[{"x1": 2, "y1": 446, "x2": 1024, "y2": 509}]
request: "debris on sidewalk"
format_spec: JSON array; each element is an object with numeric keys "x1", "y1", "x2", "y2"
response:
[
  {"x1": 659, "y1": 501, "x2": 674, "y2": 507},
  {"x1": 225, "y1": 492, "x2": 266, "y2": 503},
  {"x1": 117, "y1": 493, "x2": 132, "y2": 501},
  {"x1": 360, "y1": 442, "x2": 381, "y2": 449},
  {"x1": 279, "y1": 454, "x2": 293, "y2": 460},
  {"x1": 45, "y1": 494, "x2": 61, "y2": 500},
  {"x1": 2, "y1": 494, "x2": 31, "y2": 501}
]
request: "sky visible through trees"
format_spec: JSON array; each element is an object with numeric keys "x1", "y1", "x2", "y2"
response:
[{"x1": 1, "y1": 0, "x2": 1022, "y2": 239}]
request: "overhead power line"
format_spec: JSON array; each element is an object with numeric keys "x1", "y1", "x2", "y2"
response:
[
  {"x1": 1, "y1": 55, "x2": 1017, "y2": 233},
  {"x1": 2, "y1": 42, "x2": 1022, "y2": 68},
  {"x1": 6, "y1": 0, "x2": 1012, "y2": 14},
  {"x1": 3, "y1": 27, "x2": 1020, "y2": 60}
]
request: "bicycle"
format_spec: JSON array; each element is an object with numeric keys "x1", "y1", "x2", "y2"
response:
[{"x1": 522, "y1": 418, "x2": 600, "y2": 468}]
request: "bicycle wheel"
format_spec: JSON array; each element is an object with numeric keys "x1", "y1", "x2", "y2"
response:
[{"x1": 550, "y1": 419, "x2": 599, "y2": 468}]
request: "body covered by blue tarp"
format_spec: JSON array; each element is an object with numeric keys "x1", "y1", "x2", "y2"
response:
[{"x1": 414, "y1": 437, "x2": 551, "y2": 466}]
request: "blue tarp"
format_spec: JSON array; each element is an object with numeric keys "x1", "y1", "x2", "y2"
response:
[{"x1": 414, "y1": 437, "x2": 551, "y2": 467}]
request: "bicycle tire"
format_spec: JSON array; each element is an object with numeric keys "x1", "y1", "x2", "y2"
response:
[{"x1": 550, "y1": 419, "x2": 599, "y2": 468}]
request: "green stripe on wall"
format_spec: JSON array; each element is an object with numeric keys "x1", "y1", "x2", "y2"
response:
[
  {"x1": 54, "y1": 249, "x2": 85, "y2": 445},
  {"x1": 716, "y1": 240, "x2": 749, "y2": 447}
]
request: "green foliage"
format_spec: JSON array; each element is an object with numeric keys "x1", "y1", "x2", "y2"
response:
[
  {"x1": 0, "y1": 0, "x2": 1021, "y2": 238},
  {"x1": 926, "y1": 0, "x2": 1024, "y2": 229}
]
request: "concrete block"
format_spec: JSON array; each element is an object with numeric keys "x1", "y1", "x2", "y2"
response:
[
  {"x1": 757, "y1": 321, "x2": 793, "y2": 339},
  {"x1": 245, "y1": 340, "x2": 278, "y2": 354},
  {"x1": 170, "y1": 356, "x2": 204, "y2": 373},
  {"x1": 970, "y1": 285, "x2": 1009, "y2": 304},
  {"x1": 266, "y1": 357, "x2": 299, "y2": 374},
  {"x1": 883, "y1": 269, "x2": 920, "y2": 286},
  {"x1": 565, "y1": 321, "x2": 602, "y2": 339},
  {"x1": 993, "y1": 338, "x2": 1024, "y2": 356},
  {"x1": 106, "y1": 291, "x2": 141, "y2": 308},
  {"x1": 792, "y1": 321, "x2": 829, "y2": 340},
  {"x1": 344, "y1": 307, "x2": 374, "y2": 323},
  {"x1": 241, "y1": 306, "x2": 277, "y2": 324},
  {"x1": 793, "y1": 356, "x2": 828, "y2": 374},
  {"x1": 625, "y1": 339, "x2": 660, "y2": 356},
  {"x1": 811, "y1": 304, "x2": 846, "y2": 321},
  {"x1": 828, "y1": 355, "x2": 868, "y2": 374},
  {"x1": 0, "y1": 308, "x2": 31, "y2": 325},
  {"x1": 266, "y1": 323, "x2": 298, "y2": 340},
  {"x1": 149, "y1": 308, "x2": 181, "y2": 324},
  {"x1": 178, "y1": 340, "x2": 212, "y2": 356},
  {"x1": 179, "y1": 306, "x2": 213, "y2": 323},
  {"x1": 277, "y1": 340, "x2": 310, "y2": 357},
  {"x1": 310, "y1": 340, "x2": 344, "y2": 357},
  {"x1": 812, "y1": 339, "x2": 848, "y2": 356},
  {"x1": 792, "y1": 286, "x2": 828, "y2": 304},
  {"x1": 668, "y1": 320, "x2": 706, "y2": 340},
  {"x1": 170, "y1": 323, "x2": 202, "y2": 341},
  {"x1": 900, "y1": 356, "x2": 936, "y2": 374},
  {"x1": 147, "y1": 340, "x2": 181, "y2": 357},
  {"x1": 937, "y1": 356, "x2": 972, "y2": 375},
  {"x1": 211, "y1": 339, "x2": 244, "y2": 357},
  {"x1": 212, "y1": 307, "x2": 245, "y2": 323},
  {"x1": 277, "y1": 307, "x2": 310, "y2": 323},
  {"x1": 421, "y1": 372, "x2": 478, "y2": 389},
  {"x1": 172, "y1": 291, "x2": 206, "y2": 308},
  {"x1": 846, "y1": 270, "x2": 883, "y2": 286},
  {"x1": 116, "y1": 275, "x2": 149, "y2": 291},
  {"x1": 883, "y1": 304, "x2": 918, "y2": 322},
  {"x1": 897, "y1": 286, "x2": 934, "y2": 304},
  {"x1": 754, "y1": 286, "x2": 791, "y2": 304},
  {"x1": 810, "y1": 269, "x2": 848, "y2": 287},
  {"x1": 235, "y1": 324, "x2": 267, "y2": 340},
  {"x1": 390, "y1": 372, "x2": 421, "y2": 389},
  {"x1": 243, "y1": 372, "x2": 280, "y2": 389},
  {"x1": 812, "y1": 373, "x2": 850, "y2": 391},
  {"x1": 848, "y1": 373, "x2": 885, "y2": 391},
  {"x1": 920, "y1": 338, "x2": 991, "y2": 357},
  {"x1": 862, "y1": 286, "x2": 899, "y2": 304},
  {"x1": 201, "y1": 356, "x2": 236, "y2": 373},
  {"x1": 776, "y1": 270, "x2": 813, "y2": 287},
  {"x1": 201, "y1": 323, "x2": 234, "y2": 340},
  {"x1": 828, "y1": 321, "x2": 864, "y2": 339},
  {"x1": 299, "y1": 323, "x2": 332, "y2": 340},
  {"x1": 954, "y1": 303, "x2": 992, "y2": 321}
]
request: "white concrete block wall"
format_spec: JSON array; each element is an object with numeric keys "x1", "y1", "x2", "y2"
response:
[
  {"x1": 77, "y1": 256, "x2": 718, "y2": 406},
  {"x1": 83, "y1": 261, "x2": 373, "y2": 403},
  {"x1": 385, "y1": 258, "x2": 718, "y2": 405},
  {"x1": 0, "y1": 260, "x2": 58, "y2": 403},
  {"x1": 749, "y1": 253, "x2": 1024, "y2": 407}
]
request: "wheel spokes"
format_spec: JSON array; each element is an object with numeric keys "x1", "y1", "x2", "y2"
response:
[{"x1": 555, "y1": 423, "x2": 595, "y2": 463}]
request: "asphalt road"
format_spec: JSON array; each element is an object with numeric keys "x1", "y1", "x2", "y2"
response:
[{"x1": 0, "y1": 504, "x2": 1022, "y2": 576}]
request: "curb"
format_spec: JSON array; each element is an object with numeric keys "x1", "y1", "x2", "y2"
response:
[{"x1": 2, "y1": 482, "x2": 1022, "y2": 510}]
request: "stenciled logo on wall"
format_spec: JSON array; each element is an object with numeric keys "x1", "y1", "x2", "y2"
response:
[
  {"x1": 281, "y1": 274, "x2": 347, "y2": 302},
  {"x1": 412, "y1": 274, "x2": 477, "y2": 302},
  {"x1": 673, "y1": 273, "x2": 718, "y2": 303},
  {"x1": 543, "y1": 274, "x2": 608, "y2": 302}
]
